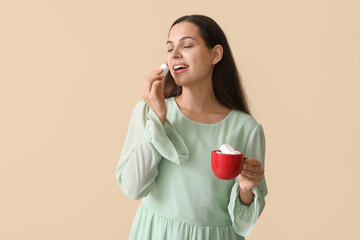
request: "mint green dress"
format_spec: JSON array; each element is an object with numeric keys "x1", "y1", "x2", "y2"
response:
[{"x1": 116, "y1": 97, "x2": 267, "y2": 240}]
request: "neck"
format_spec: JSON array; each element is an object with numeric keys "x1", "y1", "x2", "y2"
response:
[{"x1": 176, "y1": 82, "x2": 222, "y2": 113}]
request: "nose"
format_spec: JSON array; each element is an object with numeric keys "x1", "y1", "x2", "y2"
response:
[{"x1": 171, "y1": 46, "x2": 182, "y2": 59}]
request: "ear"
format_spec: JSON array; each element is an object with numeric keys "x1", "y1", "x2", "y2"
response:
[{"x1": 211, "y1": 44, "x2": 223, "y2": 64}]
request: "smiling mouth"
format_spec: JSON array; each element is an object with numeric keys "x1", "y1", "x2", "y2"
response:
[{"x1": 173, "y1": 65, "x2": 189, "y2": 74}]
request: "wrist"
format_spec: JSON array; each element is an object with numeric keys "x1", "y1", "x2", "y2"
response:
[
  {"x1": 159, "y1": 111, "x2": 167, "y2": 125},
  {"x1": 239, "y1": 184, "x2": 253, "y2": 193},
  {"x1": 238, "y1": 185, "x2": 254, "y2": 206},
  {"x1": 239, "y1": 187, "x2": 252, "y2": 194}
]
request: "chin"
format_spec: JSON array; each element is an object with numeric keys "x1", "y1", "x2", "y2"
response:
[
  {"x1": 173, "y1": 76, "x2": 194, "y2": 87},
  {"x1": 173, "y1": 78, "x2": 186, "y2": 87}
]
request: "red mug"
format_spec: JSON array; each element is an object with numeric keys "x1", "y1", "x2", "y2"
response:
[{"x1": 211, "y1": 150, "x2": 247, "y2": 180}]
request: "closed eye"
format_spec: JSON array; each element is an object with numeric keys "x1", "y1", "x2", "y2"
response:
[{"x1": 167, "y1": 45, "x2": 192, "y2": 53}]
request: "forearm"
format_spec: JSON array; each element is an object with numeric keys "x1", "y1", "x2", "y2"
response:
[
  {"x1": 239, "y1": 187, "x2": 254, "y2": 206},
  {"x1": 118, "y1": 137, "x2": 162, "y2": 200}
]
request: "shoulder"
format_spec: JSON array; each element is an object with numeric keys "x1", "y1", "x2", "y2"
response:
[
  {"x1": 230, "y1": 110, "x2": 260, "y2": 128},
  {"x1": 229, "y1": 110, "x2": 265, "y2": 146},
  {"x1": 227, "y1": 110, "x2": 263, "y2": 138}
]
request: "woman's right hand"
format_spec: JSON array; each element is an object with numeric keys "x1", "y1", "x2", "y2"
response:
[{"x1": 141, "y1": 68, "x2": 167, "y2": 125}]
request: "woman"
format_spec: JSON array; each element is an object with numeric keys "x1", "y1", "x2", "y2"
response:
[{"x1": 116, "y1": 15, "x2": 267, "y2": 240}]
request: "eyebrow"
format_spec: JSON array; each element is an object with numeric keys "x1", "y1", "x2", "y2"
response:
[{"x1": 166, "y1": 36, "x2": 196, "y2": 45}]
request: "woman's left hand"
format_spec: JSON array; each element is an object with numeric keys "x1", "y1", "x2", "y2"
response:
[{"x1": 237, "y1": 158, "x2": 264, "y2": 192}]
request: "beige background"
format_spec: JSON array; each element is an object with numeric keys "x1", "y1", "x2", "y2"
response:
[{"x1": 1, "y1": 0, "x2": 359, "y2": 239}]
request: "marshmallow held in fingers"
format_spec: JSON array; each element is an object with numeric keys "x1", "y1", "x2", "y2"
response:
[
  {"x1": 159, "y1": 64, "x2": 169, "y2": 76},
  {"x1": 219, "y1": 144, "x2": 241, "y2": 154}
]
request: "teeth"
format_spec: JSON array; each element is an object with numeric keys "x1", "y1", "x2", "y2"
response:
[{"x1": 173, "y1": 65, "x2": 188, "y2": 70}]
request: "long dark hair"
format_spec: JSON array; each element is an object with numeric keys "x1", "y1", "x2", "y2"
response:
[{"x1": 163, "y1": 15, "x2": 251, "y2": 115}]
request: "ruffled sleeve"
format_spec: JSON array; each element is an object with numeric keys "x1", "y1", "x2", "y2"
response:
[
  {"x1": 144, "y1": 109, "x2": 190, "y2": 165},
  {"x1": 116, "y1": 100, "x2": 189, "y2": 200},
  {"x1": 228, "y1": 123, "x2": 268, "y2": 236}
]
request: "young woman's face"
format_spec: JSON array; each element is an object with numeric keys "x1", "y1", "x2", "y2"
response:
[{"x1": 166, "y1": 21, "x2": 215, "y2": 87}]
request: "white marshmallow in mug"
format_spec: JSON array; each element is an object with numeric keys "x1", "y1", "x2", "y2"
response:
[
  {"x1": 159, "y1": 64, "x2": 169, "y2": 76},
  {"x1": 219, "y1": 144, "x2": 241, "y2": 154},
  {"x1": 229, "y1": 151, "x2": 241, "y2": 155}
]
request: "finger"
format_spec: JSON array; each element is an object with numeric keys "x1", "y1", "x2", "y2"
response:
[
  {"x1": 242, "y1": 164, "x2": 263, "y2": 174},
  {"x1": 243, "y1": 161, "x2": 264, "y2": 171},
  {"x1": 242, "y1": 162, "x2": 264, "y2": 177},
  {"x1": 158, "y1": 68, "x2": 164, "y2": 76},
  {"x1": 244, "y1": 158, "x2": 262, "y2": 167},
  {"x1": 151, "y1": 80, "x2": 164, "y2": 97},
  {"x1": 241, "y1": 169, "x2": 263, "y2": 179},
  {"x1": 239, "y1": 175, "x2": 263, "y2": 188},
  {"x1": 152, "y1": 68, "x2": 164, "y2": 78},
  {"x1": 144, "y1": 72, "x2": 164, "y2": 95},
  {"x1": 238, "y1": 173, "x2": 258, "y2": 182},
  {"x1": 238, "y1": 173, "x2": 258, "y2": 181},
  {"x1": 149, "y1": 81, "x2": 165, "y2": 104}
]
